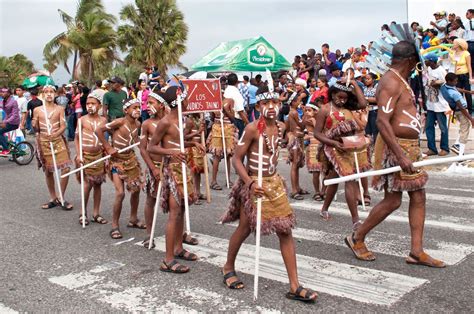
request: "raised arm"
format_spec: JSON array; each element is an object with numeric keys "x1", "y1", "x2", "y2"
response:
[{"x1": 351, "y1": 80, "x2": 368, "y2": 109}]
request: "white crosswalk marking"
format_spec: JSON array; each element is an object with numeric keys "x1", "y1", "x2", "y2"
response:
[
  {"x1": 292, "y1": 201, "x2": 474, "y2": 233},
  {"x1": 0, "y1": 303, "x2": 18, "y2": 314},
  {"x1": 225, "y1": 222, "x2": 473, "y2": 265},
  {"x1": 148, "y1": 233, "x2": 428, "y2": 306}
]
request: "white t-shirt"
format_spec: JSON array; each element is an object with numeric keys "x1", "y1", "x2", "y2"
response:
[
  {"x1": 342, "y1": 59, "x2": 362, "y2": 72},
  {"x1": 425, "y1": 66, "x2": 449, "y2": 112},
  {"x1": 223, "y1": 85, "x2": 244, "y2": 119},
  {"x1": 139, "y1": 72, "x2": 148, "y2": 84},
  {"x1": 435, "y1": 18, "x2": 448, "y2": 40},
  {"x1": 16, "y1": 96, "x2": 28, "y2": 113}
]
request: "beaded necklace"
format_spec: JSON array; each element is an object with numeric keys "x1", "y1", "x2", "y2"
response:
[{"x1": 262, "y1": 123, "x2": 283, "y2": 154}]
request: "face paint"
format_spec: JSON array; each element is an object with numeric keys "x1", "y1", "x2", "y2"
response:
[
  {"x1": 87, "y1": 105, "x2": 97, "y2": 114},
  {"x1": 131, "y1": 109, "x2": 140, "y2": 119}
]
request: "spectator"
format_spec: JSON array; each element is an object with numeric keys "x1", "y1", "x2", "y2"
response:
[
  {"x1": 427, "y1": 29, "x2": 441, "y2": 46},
  {"x1": 237, "y1": 75, "x2": 250, "y2": 110},
  {"x1": 430, "y1": 11, "x2": 448, "y2": 41},
  {"x1": 80, "y1": 86, "x2": 90, "y2": 114},
  {"x1": 335, "y1": 49, "x2": 344, "y2": 62},
  {"x1": 342, "y1": 50, "x2": 363, "y2": 72},
  {"x1": 423, "y1": 54, "x2": 450, "y2": 156},
  {"x1": 0, "y1": 87, "x2": 19, "y2": 155},
  {"x1": 14, "y1": 86, "x2": 28, "y2": 133},
  {"x1": 297, "y1": 60, "x2": 310, "y2": 81},
  {"x1": 255, "y1": 74, "x2": 264, "y2": 87},
  {"x1": 137, "y1": 79, "x2": 150, "y2": 122},
  {"x1": 103, "y1": 76, "x2": 127, "y2": 121},
  {"x1": 54, "y1": 86, "x2": 69, "y2": 110},
  {"x1": 452, "y1": 38, "x2": 473, "y2": 114},
  {"x1": 277, "y1": 73, "x2": 288, "y2": 93},
  {"x1": 224, "y1": 73, "x2": 249, "y2": 138},
  {"x1": 448, "y1": 19, "x2": 465, "y2": 39},
  {"x1": 440, "y1": 73, "x2": 474, "y2": 155},
  {"x1": 465, "y1": 9, "x2": 474, "y2": 74},
  {"x1": 247, "y1": 78, "x2": 259, "y2": 122},
  {"x1": 328, "y1": 64, "x2": 342, "y2": 87},
  {"x1": 362, "y1": 73, "x2": 379, "y2": 142},
  {"x1": 446, "y1": 13, "x2": 456, "y2": 35},
  {"x1": 139, "y1": 66, "x2": 150, "y2": 85},
  {"x1": 303, "y1": 48, "x2": 317, "y2": 80},
  {"x1": 26, "y1": 89, "x2": 42, "y2": 133},
  {"x1": 310, "y1": 76, "x2": 329, "y2": 104},
  {"x1": 321, "y1": 43, "x2": 337, "y2": 79},
  {"x1": 148, "y1": 66, "x2": 160, "y2": 89}
]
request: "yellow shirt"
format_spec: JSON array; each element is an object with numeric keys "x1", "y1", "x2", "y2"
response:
[
  {"x1": 454, "y1": 51, "x2": 470, "y2": 75},
  {"x1": 428, "y1": 37, "x2": 441, "y2": 47}
]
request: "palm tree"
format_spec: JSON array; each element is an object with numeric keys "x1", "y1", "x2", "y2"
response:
[
  {"x1": 118, "y1": 0, "x2": 188, "y2": 76},
  {"x1": 43, "y1": 0, "x2": 118, "y2": 83},
  {"x1": 0, "y1": 54, "x2": 35, "y2": 87}
]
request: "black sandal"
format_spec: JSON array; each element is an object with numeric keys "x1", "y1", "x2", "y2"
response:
[
  {"x1": 109, "y1": 228, "x2": 123, "y2": 239},
  {"x1": 41, "y1": 199, "x2": 59, "y2": 210},
  {"x1": 127, "y1": 220, "x2": 146, "y2": 229},
  {"x1": 174, "y1": 249, "x2": 198, "y2": 261},
  {"x1": 142, "y1": 238, "x2": 155, "y2": 249},
  {"x1": 290, "y1": 193, "x2": 304, "y2": 200},
  {"x1": 223, "y1": 270, "x2": 244, "y2": 289},
  {"x1": 79, "y1": 214, "x2": 89, "y2": 226},
  {"x1": 61, "y1": 201, "x2": 74, "y2": 211},
  {"x1": 160, "y1": 259, "x2": 189, "y2": 273},
  {"x1": 286, "y1": 286, "x2": 318, "y2": 303}
]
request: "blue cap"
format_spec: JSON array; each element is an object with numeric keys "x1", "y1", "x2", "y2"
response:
[{"x1": 424, "y1": 53, "x2": 438, "y2": 63}]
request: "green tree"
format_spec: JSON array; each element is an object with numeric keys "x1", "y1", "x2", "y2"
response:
[
  {"x1": 118, "y1": 0, "x2": 188, "y2": 76},
  {"x1": 0, "y1": 54, "x2": 35, "y2": 87},
  {"x1": 43, "y1": 0, "x2": 119, "y2": 84}
]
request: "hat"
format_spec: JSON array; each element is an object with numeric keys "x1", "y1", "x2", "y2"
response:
[
  {"x1": 329, "y1": 64, "x2": 340, "y2": 73},
  {"x1": 109, "y1": 76, "x2": 125, "y2": 85},
  {"x1": 424, "y1": 53, "x2": 438, "y2": 63},
  {"x1": 433, "y1": 11, "x2": 446, "y2": 16},
  {"x1": 102, "y1": 79, "x2": 109, "y2": 87},
  {"x1": 318, "y1": 69, "x2": 327, "y2": 76},
  {"x1": 354, "y1": 70, "x2": 362, "y2": 78}
]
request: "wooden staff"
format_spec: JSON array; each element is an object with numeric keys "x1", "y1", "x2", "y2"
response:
[
  {"x1": 253, "y1": 133, "x2": 264, "y2": 301},
  {"x1": 148, "y1": 162, "x2": 165, "y2": 250},
  {"x1": 42, "y1": 104, "x2": 64, "y2": 206},
  {"x1": 177, "y1": 92, "x2": 191, "y2": 234},
  {"x1": 201, "y1": 113, "x2": 211, "y2": 203},
  {"x1": 220, "y1": 111, "x2": 230, "y2": 188},
  {"x1": 354, "y1": 152, "x2": 366, "y2": 211},
  {"x1": 78, "y1": 119, "x2": 86, "y2": 228},
  {"x1": 325, "y1": 154, "x2": 474, "y2": 186},
  {"x1": 61, "y1": 142, "x2": 140, "y2": 178}
]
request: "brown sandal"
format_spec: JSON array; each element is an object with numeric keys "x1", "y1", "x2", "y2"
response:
[
  {"x1": 406, "y1": 252, "x2": 446, "y2": 268},
  {"x1": 160, "y1": 259, "x2": 189, "y2": 273},
  {"x1": 344, "y1": 234, "x2": 376, "y2": 261},
  {"x1": 222, "y1": 270, "x2": 244, "y2": 289},
  {"x1": 183, "y1": 233, "x2": 199, "y2": 245},
  {"x1": 174, "y1": 249, "x2": 198, "y2": 261}
]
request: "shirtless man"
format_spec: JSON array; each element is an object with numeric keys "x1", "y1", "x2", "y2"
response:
[
  {"x1": 74, "y1": 91, "x2": 108, "y2": 225},
  {"x1": 207, "y1": 99, "x2": 237, "y2": 190},
  {"x1": 184, "y1": 113, "x2": 206, "y2": 205},
  {"x1": 148, "y1": 86, "x2": 204, "y2": 273},
  {"x1": 345, "y1": 41, "x2": 446, "y2": 268},
  {"x1": 221, "y1": 85, "x2": 318, "y2": 302},
  {"x1": 286, "y1": 91, "x2": 308, "y2": 200},
  {"x1": 97, "y1": 98, "x2": 145, "y2": 239},
  {"x1": 33, "y1": 85, "x2": 74, "y2": 210}
]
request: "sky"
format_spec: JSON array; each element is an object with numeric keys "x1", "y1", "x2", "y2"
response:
[{"x1": 0, "y1": 0, "x2": 471, "y2": 84}]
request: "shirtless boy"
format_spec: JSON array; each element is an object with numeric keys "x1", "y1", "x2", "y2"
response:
[
  {"x1": 286, "y1": 91, "x2": 308, "y2": 200},
  {"x1": 74, "y1": 91, "x2": 108, "y2": 225},
  {"x1": 221, "y1": 86, "x2": 318, "y2": 302},
  {"x1": 184, "y1": 113, "x2": 207, "y2": 205},
  {"x1": 33, "y1": 85, "x2": 74, "y2": 210},
  {"x1": 148, "y1": 86, "x2": 204, "y2": 273},
  {"x1": 346, "y1": 41, "x2": 446, "y2": 268},
  {"x1": 97, "y1": 98, "x2": 145, "y2": 239}
]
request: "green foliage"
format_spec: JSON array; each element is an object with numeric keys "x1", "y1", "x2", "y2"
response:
[
  {"x1": 118, "y1": 0, "x2": 188, "y2": 76},
  {"x1": 0, "y1": 54, "x2": 35, "y2": 87}
]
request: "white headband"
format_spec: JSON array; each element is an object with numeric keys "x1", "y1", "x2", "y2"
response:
[
  {"x1": 123, "y1": 98, "x2": 140, "y2": 109},
  {"x1": 148, "y1": 92, "x2": 167, "y2": 105},
  {"x1": 306, "y1": 103, "x2": 318, "y2": 110},
  {"x1": 256, "y1": 92, "x2": 279, "y2": 102},
  {"x1": 43, "y1": 84, "x2": 56, "y2": 91}
]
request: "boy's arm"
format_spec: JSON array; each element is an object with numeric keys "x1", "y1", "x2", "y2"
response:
[
  {"x1": 139, "y1": 122, "x2": 160, "y2": 175},
  {"x1": 232, "y1": 123, "x2": 256, "y2": 186},
  {"x1": 32, "y1": 107, "x2": 40, "y2": 133},
  {"x1": 96, "y1": 119, "x2": 122, "y2": 155},
  {"x1": 184, "y1": 118, "x2": 198, "y2": 140},
  {"x1": 456, "y1": 87, "x2": 474, "y2": 95},
  {"x1": 74, "y1": 117, "x2": 81, "y2": 163},
  {"x1": 52, "y1": 107, "x2": 67, "y2": 138}
]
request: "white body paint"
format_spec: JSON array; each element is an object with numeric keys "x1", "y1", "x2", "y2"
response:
[
  {"x1": 399, "y1": 110, "x2": 421, "y2": 134},
  {"x1": 381, "y1": 97, "x2": 393, "y2": 113}
]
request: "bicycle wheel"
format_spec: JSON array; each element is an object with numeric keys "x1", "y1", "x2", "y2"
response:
[{"x1": 12, "y1": 141, "x2": 35, "y2": 165}]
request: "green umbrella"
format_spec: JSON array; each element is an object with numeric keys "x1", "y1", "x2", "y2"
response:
[{"x1": 22, "y1": 75, "x2": 55, "y2": 89}]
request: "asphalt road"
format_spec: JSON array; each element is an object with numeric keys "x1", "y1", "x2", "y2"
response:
[{"x1": 0, "y1": 142, "x2": 473, "y2": 313}]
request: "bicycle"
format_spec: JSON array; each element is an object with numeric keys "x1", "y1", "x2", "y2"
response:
[{"x1": 0, "y1": 137, "x2": 35, "y2": 165}]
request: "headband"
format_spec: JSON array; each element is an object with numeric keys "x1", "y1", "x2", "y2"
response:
[
  {"x1": 256, "y1": 92, "x2": 279, "y2": 102},
  {"x1": 333, "y1": 82, "x2": 354, "y2": 92},
  {"x1": 43, "y1": 84, "x2": 56, "y2": 91},
  {"x1": 168, "y1": 90, "x2": 187, "y2": 108},
  {"x1": 87, "y1": 93, "x2": 102, "y2": 104},
  {"x1": 148, "y1": 92, "x2": 167, "y2": 105},
  {"x1": 123, "y1": 98, "x2": 140, "y2": 109},
  {"x1": 306, "y1": 103, "x2": 319, "y2": 110}
]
